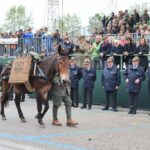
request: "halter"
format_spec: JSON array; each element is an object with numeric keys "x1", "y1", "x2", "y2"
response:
[
  {"x1": 56, "y1": 55, "x2": 69, "y2": 84},
  {"x1": 47, "y1": 54, "x2": 69, "y2": 83}
]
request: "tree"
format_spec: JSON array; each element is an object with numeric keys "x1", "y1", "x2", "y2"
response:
[
  {"x1": 58, "y1": 14, "x2": 81, "y2": 36},
  {"x1": 129, "y1": 2, "x2": 150, "y2": 15},
  {"x1": 4, "y1": 5, "x2": 33, "y2": 32},
  {"x1": 88, "y1": 13, "x2": 103, "y2": 34},
  {"x1": 0, "y1": 27, "x2": 5, "y2": 33}
]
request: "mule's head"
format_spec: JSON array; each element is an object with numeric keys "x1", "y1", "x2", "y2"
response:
[{"x1": 57, "y1": 45, "x2": 69, "y2": 84}]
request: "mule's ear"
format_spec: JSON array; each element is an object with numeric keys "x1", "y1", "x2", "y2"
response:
[{"x1": 58, "y1": 44, "x2": 62, "y2": 54}]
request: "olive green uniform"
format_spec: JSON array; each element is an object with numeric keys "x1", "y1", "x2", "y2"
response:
[{"x1": 52, "y1": 75, "x2": 72, "y2": 120}]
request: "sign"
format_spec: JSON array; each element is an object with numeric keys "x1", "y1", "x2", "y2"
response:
[{"x1": 0, "y1": 38, "x2": 18, "y2": 44}]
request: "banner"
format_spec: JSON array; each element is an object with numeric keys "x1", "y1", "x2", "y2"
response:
[{"x1": 0, "y1": 38, "x2": 18, "y2": 44}]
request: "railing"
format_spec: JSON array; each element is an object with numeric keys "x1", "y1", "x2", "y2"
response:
[
  {"x1": 0, "y1": 37, "x2": 61, "y2": 57},
  {"x1": 0, "y1": 34, "x2": 150, "y2": 70},
  {"x1": 0, "y1": 33, "x2": 150, "y2": 56}
]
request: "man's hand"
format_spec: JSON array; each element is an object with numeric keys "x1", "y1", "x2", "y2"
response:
[
  {"x1": 123, "y1": 51, "x2": 128, "y2": 56},
  {"x1": 135, "y1": 79, "x2": 140, "y2": 84},
  {"x1": 100, "y1": 53, "x2": 104, "y2": 57},
  {"x1": 139, "y1": 52, "x2": 142, "y2": 55},
  {"x1": 116, "y1": 86, "x2": 119, "y2": 90},
  {"x1": 126, "y1": 79, "x2": 129, "y2": 83}
]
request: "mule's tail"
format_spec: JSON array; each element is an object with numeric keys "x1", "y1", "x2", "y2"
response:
[
  {"x1": 0, "y1": 64, "x2": 11, "y2": 107},
  {"x1": 1, "y1": 80, "x2": 11, "y2": 107},
  {"x1": 1, "y1": 92, "x2": 9, "y2": 107}
]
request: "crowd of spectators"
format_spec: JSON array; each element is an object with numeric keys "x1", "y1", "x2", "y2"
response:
[
  {"x1": 99, "y1": 9, "x2": 150, "y2": 34},
  {"x1": 0, "y1": 9, "x2": 149, "y2": 71},
  {"x1": 0, "y1": 27, "x2": 61, "y2": 56}
]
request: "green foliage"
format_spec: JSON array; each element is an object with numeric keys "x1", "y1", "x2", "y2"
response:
[
  {"x1": 3, "y1": 5, "x2": 33, "y2": 32},
  {"x1": 88, "y1": 13, "x2": 103, "y2": 34},
  {"x1": 129, "y1": 2, "x2": 150, "y2": 15},
  {"x1": 0, "y1": 27, "x2": 5, "y2": 33},
  {"x1": 58, "y1": 14, "x2": 81, "y2": 36}
]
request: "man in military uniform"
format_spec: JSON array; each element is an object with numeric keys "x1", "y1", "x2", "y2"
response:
[
  {"x1": 102, "y1": 57, "x2": 121, "y2": 112},
  {"x1": 51, "y1": 74, "x2": 78, "y2": 126},
  {"x1": 81, "y1": 58, "x2": 96, "y2": 109},
  {"x1": 124, "y1": 56, "x2": 145, "y2": 114},
  {"x1": 69, "y1": 57, "x2": 81, "y2": 108}
]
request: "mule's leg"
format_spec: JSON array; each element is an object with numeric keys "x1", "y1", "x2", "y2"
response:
[
  {"x1": 1, "y1": 93, "x2": 9, "y2": 120},
  {"x1": 36, "y1": 95, "x2": 45, "y2": 128},
  {"x1": 1, "y1": 99, "x2": 6, "y2": 120},
  {"x1": 41, "y1": 100, "x2": 49, "y2": 118},
  {"x1": 1, "y1": 80, "x2": 10, "y2": 120},
  {"x1": 0, "y1": 93, "x2": 8, "y2": 120},
  {"x1": 14, "y1": 93, "x2": 26, "y2": 122}
]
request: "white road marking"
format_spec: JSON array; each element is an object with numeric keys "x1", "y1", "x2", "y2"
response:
[{"x1": 0, "y1": 139, "x2": 42, "y2": 150}]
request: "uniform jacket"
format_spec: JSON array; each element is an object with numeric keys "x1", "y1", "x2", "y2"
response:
[
  {"x1": 81, "y1": 67, "x2": 96, "y2": 89},
  {"x1": 102, "y1": 65, "x2": 121, "y2": 91},
  {"x1": 124, "y1": 65, "x2": 145, "y2": 93},
  {"x1": 52, "y1": 75, "x2": 70, "y2": 96},
  {"x1": 69, "y1": 65, "x2": 81, "y2": 89}
]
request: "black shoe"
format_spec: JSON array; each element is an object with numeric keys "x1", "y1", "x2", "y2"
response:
[
  {"x1": 132, "y1": 108, "x2": 137, "y2": 114},
  {"x1": 80, "y1": 105, "x2": 86, "y2": 109},
  {"x1": 72, "y1": 104, "x2": 74, "y2": 107},
  {"x1": 88, "y1": 106, "x2": 92, "y2": 110},
  {"x1": 112, "y1": 108, "x2": 117, "y2": 112},
  {"x1": 102, "y1": 107, "x2": 109, "y2": 110},
  {"x1": 128, "y1": 108, "x2": 133, "y2": 114},
  {"x1": 74, "y1": 104, "x2": 78, "y2": 108},
  {"x1": 20, "y1": 99, "x2": 25, "y2": 102}
]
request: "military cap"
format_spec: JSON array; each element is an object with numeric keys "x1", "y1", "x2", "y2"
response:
[
  {"x1": 132, "y1": 56, "x2": 140, "y2": 62},
  {"x1": 106, "y1": 56, "x2": 114, "y2": 62},
  {"x1": 70, "y1": 56, "x2": 76, "y2": 61},
  {"x1": 83, "y1": 58, "x2": 91, "y2": 65}
]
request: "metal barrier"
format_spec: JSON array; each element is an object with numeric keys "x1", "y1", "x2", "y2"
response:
[
  {"x1": 0, "y1": 33, "x2": 149, "y2": 63},
  {"x1": 0, "y1": 37, "x2": 61, "y2": 56}
]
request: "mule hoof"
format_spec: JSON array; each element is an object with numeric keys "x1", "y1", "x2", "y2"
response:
[
  {"x1": 2, "y1": 116, "x2": 6, "y2": 120},
  {"x1": 40, "y1": 124, "x2": 45, "y2": 128},
  {"x1": 20, "y1": 117, "x2": 26, "y2": 123},
  {"x1": 34, "y1": 114, "x2": 39, "y2": 119}
]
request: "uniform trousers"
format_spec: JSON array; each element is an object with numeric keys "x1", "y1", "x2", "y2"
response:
[
  {"x1": 83, "y1": 88, "x2": 93, "y2": 107},
  {"x1": 105, "y1": 90, "x2": 117, "y2": 108},
  {"x1": 52, "y1": 95, "x2": 72, "y2": 120},
  {"x1": 129, "y1": 92, "x2": 139, "y2": 109},
  {"x1": 70, "y1": 88, "x2": 79, "y2": 106}
]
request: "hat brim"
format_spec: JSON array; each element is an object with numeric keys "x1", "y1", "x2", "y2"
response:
[
  {"x1": 106, "y1": 60, "x2": 113, "y2": 62},
  {"x1": 132, "y1": 59, "x2": 139, "y2": 62}
]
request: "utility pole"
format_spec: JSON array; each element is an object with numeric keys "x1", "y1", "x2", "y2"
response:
[
  {"x1": 47, "y1": 0, "x2": 59, "y2": 32},
  {"x1": 109, "y1": 0, "x2": 117, "y2": 14}
]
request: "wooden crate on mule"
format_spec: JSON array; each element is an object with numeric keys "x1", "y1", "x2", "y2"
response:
[{"x1": 9, "y1": 56, "x2": 32, "y2": 83}]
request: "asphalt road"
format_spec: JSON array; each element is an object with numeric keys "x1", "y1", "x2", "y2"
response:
[{"x1": 0, "y1": 97, "x2": 150, "y2": 150}]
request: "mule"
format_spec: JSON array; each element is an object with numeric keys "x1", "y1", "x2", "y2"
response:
[{"x1": 0, "y1": 45, "x2": 69, "y2": 128}]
